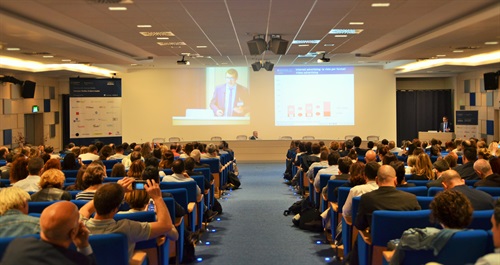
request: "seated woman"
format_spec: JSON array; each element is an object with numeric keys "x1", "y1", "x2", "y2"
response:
[
  {"x1": 391, "y1": 161, "x2": 415, "y2": 187},
  {"x1": 75, "y1": 163, "x2": 105, "y2": 200},
  {"x1": 410, "y1": 152, "x2": 435, "y2": 180},
  {"x1": 61, "y1": 152, "x2": 80, "y2": 170},
  {"x1": 31, "y1": 169, "x2": 71, "y2": 201},
  {"x1": 389, "y1": 189, "x2": 473, "y2": 265},
  {"x1": 110, "y1": 163, "x2": 126, "y2": 177}
]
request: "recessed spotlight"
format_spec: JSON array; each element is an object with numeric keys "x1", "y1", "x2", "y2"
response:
[
  {"x1": 334, "y1": 35, "x2": 348, "y2": 38},
  {"x1": 43, "y1": 55, "x2": 54, "y2": 58},
  {"x1": 485, "y1": 41, "x2": 498, "y2": 45},
  {"x1": 453, "y1": 50, "x2": 464, "y2": 53},
  {"x1": 196, "y1": 46, "x2": 207, "y2": 48},
  {"x1": 349, "y1": 22, "x2": 364, "y2": 25},
  {"x1": 157, "y1": 37, "x2": 169, "y2": 40},
  {"x1": 298, "y1": 44, "x2": 309, "y2": 47},
  {"x1": 6, "y1": 48, "x2": 20, "y2": 51},
  {"x1": 61, "y1": 59, "x2": 72, "y2": 62},
  {"x1": 108, "y1": 7, "x2": 127, "y2": 11},
  {"x1": 436, "y1": 54, "x2": 446, "y2": 57},
  {"x1": 130, "y1": 63, "x2": 138, "y2": 66},
  {"x1": 371, "y1": 3, "x2": 390, "y2": 7},
  {"x1": 137, "y1": 25, "x2": 152, "y2": 28},
  {"x1": 292, "y1": 40, "x2": 321, "y2": 45}
]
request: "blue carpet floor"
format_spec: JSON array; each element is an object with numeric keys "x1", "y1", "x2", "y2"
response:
[{"x1": 194, "y1": 163, "x2": 341, "y2": 265}]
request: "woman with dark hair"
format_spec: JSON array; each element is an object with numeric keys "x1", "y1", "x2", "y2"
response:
[
  {"x1": 127, "y1": 160, "x2": 145, "y2": 180},
  {"x1": 98, "y1": 145, "x2": 113, "y2": 161},
  {"x1": 75, "y1": 163, "x2": 105, "y2": 200},
  {"x1": 159, "y1": 149, "x2": 175, "y2": 170},
  {"x1": 382, "y1": 152, "x2": 398, "y2": 165},
  {"x1": 390, "y1": 161, "x2": 415, "y2": 187},
  {"x1": 64, "y1": 165, "x2": 87, "y2": 191},
  {"x1": 62, "y1": 152, "x2": 79, "y2": 170},
  {"x1": 110, "y1": 163, "x2": 126, "y2": 177},
  {"x1": 390, "y1": 190, "x2": 474, "y2": 264},
  {"x1": 9, "y1": 156, "x2": 29, "y2": 185}
]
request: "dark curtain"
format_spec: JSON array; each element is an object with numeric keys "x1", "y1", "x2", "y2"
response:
[
  {"x1": 62, "y1": 94, "x2": 70, "y2": 148},
  {"x1": 396, "y1": 90, "x2": 452, "y2": 144}
]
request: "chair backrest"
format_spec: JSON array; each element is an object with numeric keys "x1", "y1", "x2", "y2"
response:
[
  {"x1": 366, "y1": 135, "x2": 379, "y2": 142},
  {"x1": 338, "y1": 187, "x2": 352, "y2": 213},
  {"x1": 345, "y1": 135, "x2": 355, "y2": 140},
  {"x1": 160, "y1": 182, "x2": 197, "y2": 203},
  {"x1": 415, "y1": 196, "x2": 434, "y2": 210},
  {"x1": 476, "y1": 186, "x2": 500, "y2": 196},
  {"x1": 70, "y1": 199, "x2": 88, "y2": 209},
  {"x1": 406, "y1": 180, "x2": 429, "y2": 186},
  {"x1": 168, "y1": 137, "x2": 181, "y2": 142},
  {"x1": 28, "y1": 201, "x2": 58, "y2": 214},
  {"x1": 115, "y1": 211, "x2": 156, "y2": 222},
  {"x1": 152, "y1": 138, "x2": 165, "y2": 144},
  {"x1": 280, "y1": 136, "x2": 292, "y2": 140},
  {"x1": 236, "y1": 135, "x2": 247, "y2": 140},
  {"x1": 191, "y1": 175, "x2": 205, "y2": 192},
  {"x1": 327, "y1": 179, "x2": 349, "y2": 202},
  {"x1": 193, "y1": 168, "x2": 212, "y2": 183},
  {"x1": 62, "y1": 169, "x2": 79, "y2": 179},
  {"x1": 88, "y1": 233, "x2": 129, "y2": 265},
  {"x1": 469, "y1": 209, "x2": 494, "y2": 230},
  {"x1": 163, "y1": 197, "x2": 176, "y2": 221},
  {"x1": 200, "y1": 158, "x2": 220, "y2": 173},
  {"x1": 400, "y1": 230, "x2": 489, "y2": 265},
  {"x1": 103, "y1": 177, "x2": 123, "y2": 183},
  {"x1": 319, "y1": 174, "x2": 333, "y2": 191},
  {"x1": 161, "y1": 188, "x2": 188, "y2": 211},
  {"x1": 428, "y1": 186, "x2": 444, "y2": 196},
  {"x1": 102, "y1": 159, "x2": 120, "y2": 169},
  {"x1": 210, "y1": 136, "x2": 222, "y2": 141},
  {"x1": 0, "y1": 179, "x2": 10, "y2": 186},
  {"x1": 352, "y1": 196, "x2": 361, "y2": 223},
  {"x1": 396, "y1": 186, "x2": 427, "y2": 196},
  {"x1": 371, "y1": 210, "x2": 433, "y2": 247},
  {"x1": 302, "y1": 135, "x2": 315, "y2": 140}
]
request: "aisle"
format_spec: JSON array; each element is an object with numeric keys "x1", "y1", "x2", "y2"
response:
[{"x1": 194, "y1": 163, "x2": 338, "y2": 265}]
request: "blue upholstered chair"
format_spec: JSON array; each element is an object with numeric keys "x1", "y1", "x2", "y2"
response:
[
  {"x1": 476, "y1": 186, "x2": 500, "y2": 197},
  {"x1": 406, "y1": 180, "x2": 429, "y2": 186},
  {"x1": 427, "y1": 186, "x2": 444, "y2": 196},
  {"x1": 103, "y1": 177, "x2": 123, "y2": 183},
  {"x1": 416, "y1": 196, "x2": 434, "y2": 210},
  {"x1": 62, "y1": 169, "x2": 79, "y2": 179},
  {"x1": 319, "y1": 173, "x2": 333, "y2": 211},
  {"x1": 160, "y1": 182, "x2": 200, "y2": 232},
  {"x1": 396, "y1": 186, "x2": 427, "y2": 196},
  {"x1": 88, "y1": 233, "x2": 130, "y2": 265},
  {"x1": 357, "y1": 210, "x2": 433, "y2": 265},
  {"x1": 397, "y1": 230, "x2": 489, "y2": 265},
  {"x1": 469, "y1": 210, "x2": 494, "y2": 230},
  {"x1": 28, "y1": 201, "x2": 58, "y2": 213},
  {"x1": 310, "y1": 167, "x2": 326, "y2": 206}
]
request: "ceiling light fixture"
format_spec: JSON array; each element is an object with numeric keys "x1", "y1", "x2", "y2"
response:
[
  {"x1": 349, "y1": 22, "x2": 364, "y2": 25},
  {"x1": 371, "y1": 3, "x2": 390, "y2": 7},
  {"x1": 137, "y1": 25, "x2": 152, "y2": 28},
  {"x1": 177, "y1": 55, "x2": 190, "y2": 65},
  {"x1": 247, "y1": 34, "x2": 289, "y2": 55},
  {"x1": 108, "y1": 7, "x2": 127, "y2": 11},
  {"x1": 485, "y1": 41, "x2": 498, "y2": 45},
  {"x1": 6, "y1": 48, "x2": 20, "y2": 51},
  {"x1": 317, "y1": 53, "x2": 330, "y2": 63}
]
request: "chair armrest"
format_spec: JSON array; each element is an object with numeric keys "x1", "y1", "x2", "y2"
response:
[
  {"x1": 343, "y1": 215, "x2": 352, "y2": 225},
  {"x1": 187, "y1": 202, "x2": 196, "y2": 213},
  {"x1": 329, "y1": 201, "x2": 338, "y2": 212},
  {"x1": 174, "y1": 217, "x2": 183, "y2": 227},
  {"x1": 383, "y1": 250, "x2": 395, "y2": 263},
  {"x1": 130, "y1": 250, "x2": 147, "y2": 265},
  {"x1": 359, "y1": 229, "x2": 372, "y2": 245}
]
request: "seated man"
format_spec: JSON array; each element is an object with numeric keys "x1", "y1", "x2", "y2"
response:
[
  {"x1": 342, "y1": 162, "x2": 380, "y2": 224},
  {"x1": 1, "y1": 201, "x2": 96, "y2": 265},
  {"x1": 79, "y1": 179, "x2": 175, "y2": 260},
  {"x1": 314, "y1": 151, "x2": 340, "y2": 192},
  {"x1": 426, "y1": 159, "x2": 450, "y2": 188},
  {"x1": 473, "y1": 158, "x2": 500, "y2": 187},
  {"x1": 453, "y1": 147, "x2": 479, "y2": 180},
  {"x1": 364, "y1": 150, "x2": 377, "y2": 164},
  {"x1": 162, "y1": 159, "x2": 202, "y2": 201},
  {"x1": 306, "y1": 150, "x2": 329, "y2": 181},
  {"x1": 12, "y1": 157, "x2": 44, "y2": 192},
  {"x1": 0, "y1": 186, "x2": 40, "y2": 237},
  {"x1": 441, "y1": 169, "x2": 494, "y2": 210}
]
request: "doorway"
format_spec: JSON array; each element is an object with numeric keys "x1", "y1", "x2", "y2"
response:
[{"x1": 24, "y1": 113, "x2": 44, "y2": 146}]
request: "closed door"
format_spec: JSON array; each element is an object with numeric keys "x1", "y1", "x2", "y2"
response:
[{"x1": 24, "y1": 113, "x2": 44, "y2": 146}]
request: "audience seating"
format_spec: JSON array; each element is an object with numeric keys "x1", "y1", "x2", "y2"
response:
[
  {"x1": 160, "y1": 182, "x2": 201, "y2": 232},
  {"x1": 28, "y1": 201, "x2": 58, "y2": 214},
  {"x1": 427, "y1": 187, "x2": 444, "y2": 196},
  {"x1": 68, "y1": 191, "x2": 81, "y2": 200},
  {"x1": 0, "y1": 179, "x2": 10, "y2": 186},
  {"x1": 395, "y1": 186, "x2": 427, "y2": 196},
  {"x1": 103, "y1": 177, "x2": 123, "y2": 183},
  {"x1": 62, "y1": 169, "x2": 79, "y2": 179},
  {"x1": 406, "y1": 180, "x2": 429, "y2": 186},
  {"x1": 469, "y1": 210, "x2": 494, "y2": 230},
  {"x1": 393, "y1": 230, "x2": 489, "y2": 265},
  {"x1": 0, "y1": 235, "x2": 40, "y2": 261},
  {"x1": 309, "y1": 167, "x2": 326, "y2": 207},
  {"x1": 357, "y1": 210, "x2": 433, "y2": 265},
  {"x1": 338, "y1": 187, "x2": 354, "y2": 256},
  {"x1": 302, "y1": 136, "x2": 315, "y2": 140},
  {"x1": 475, "y1": 186, "x2": 500, "y2": 197},
  {"x1": 327, "y1": 180, "x2": 349, "y2": 242},
  {"x1": 161, "y1": 188, "x2": 187, "y2": 263},
  {"x1": 102, "y1": 159, "x2": 121, "y2": 168},
  {"x1": 415, "y1": 196, "x2": 434, "y2": 210},
  {"x1": 465, "y1": 180, "x2": 479, "y2": 186},
  {"x1": 70, "y1": 199, "x2": 88, "y2": 209},
  {"x1": 200, "y1": 158, "x2": 222, "y2": 197},
  {"x1": 191, "y1": 175, "x2": 207, "y2": 230},
  {"x1": 280, "y1": 136, "x2": 292, "y2": 140},
  {"x1": 168, "y1": 137, "x2": 181, "y2": 142},
  {"x1": 319, "y1": 174, "x2": 333, "y2": 211},
  {"x1": 87, "y1": 233, "x2": 138, "y2": 265}
]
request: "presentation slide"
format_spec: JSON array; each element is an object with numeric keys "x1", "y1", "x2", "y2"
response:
[
  {"x1": 274, "y1": 66, "x2": 354, "y2": 126},
  {"x1": 172, "y1": 67, "x2": 250, "y2": 125}
]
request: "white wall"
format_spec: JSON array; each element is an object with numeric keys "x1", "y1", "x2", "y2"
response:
[{"x1": 121, "y1": 66, "x2": 397, "y2": 142}]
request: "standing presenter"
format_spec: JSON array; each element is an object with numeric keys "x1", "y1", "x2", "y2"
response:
[
  {"x1": 210, "y1": 68, "x2": 250, "y2": 117},
  {"x1": 439, "y1": 116, "x2": 453, "y2": 132}
]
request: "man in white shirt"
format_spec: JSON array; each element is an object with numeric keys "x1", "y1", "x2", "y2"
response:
[
  {"x1": 13, "y1": 157, "x2": 44, "y2": 192},
  {"x1": 342, "y1": 161, "x2": 380, "y2": 223},
  {"x1": 388, "y1": 141, "x2": 402, "y2": 153},
  {"x1": 162, "y1": 159, "x2": 202, "y2": 200},
  {"x1": 107, "y1": 145, "x2": 126, "y2": 160},
  {"x1": 78, "y1": 145, "x2": 99, "y2": 161},
  {"x1": 314, "y1": 152, "x2": 341, "y2": 192},
  {"x1": 307, "y1": 150, "x2": 329, "y2": 181}
]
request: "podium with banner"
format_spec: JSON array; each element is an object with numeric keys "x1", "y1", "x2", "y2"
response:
[
  {"x1": 455, "y1": 110, "x2": 479, "y2": 139},
  {"x1": 418, "y1": 132, "x2": 455, "y2": 143}
]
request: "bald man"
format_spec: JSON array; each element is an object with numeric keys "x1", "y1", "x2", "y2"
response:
[
  {"x1": 364, "y1": 150, "x2": 377, "y2": 163},
  {"x1": 473, "y1": 159, "x2": 500, "y2": 187},
  {"x1": 355, "y1": 165, "x2": 421, "y2": 231},
  {"x1": 1, "y1": 201, "x2": 96, "y2": 265},
  {"x1": 441, "y1": 169, "x2": 494, "y2": 210}
]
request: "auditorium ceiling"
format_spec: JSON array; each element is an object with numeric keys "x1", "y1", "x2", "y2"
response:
[{"x1": 0, "y1": 0, "x2": 499, "y2": 77}]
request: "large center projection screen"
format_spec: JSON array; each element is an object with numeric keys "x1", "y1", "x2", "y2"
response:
[{"x1": 274, "y1": 66, "x2": 354, "y2": 126}]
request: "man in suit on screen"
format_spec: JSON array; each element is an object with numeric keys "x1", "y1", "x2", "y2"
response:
[
  {"x1": 210, "y1": 68, "x2": 249, "y2": 117},
  {"x1": 439, "y1": 116, "x2": 453, "y2": 132}
]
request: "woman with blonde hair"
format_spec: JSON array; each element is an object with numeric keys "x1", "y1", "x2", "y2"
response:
[
  {"x1": 488, "y1": 141, "x2": 500, "y2": 157},
  {"x1": 410, "y1": 153, "x2": 435, "y2": 180},
  {"x1": 31, "y1": 169, "x2": 71, "y2": 201}
]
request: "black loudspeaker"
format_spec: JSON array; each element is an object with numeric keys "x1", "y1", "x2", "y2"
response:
[
  {"x1": 484, "y1": 72, "x2": 499, "y2": 90},
  {"x1": 247, "y1": 38, "x2": 267, "y2": 55},
  {"x1": 251, "y1": 62, "x2": 262, "y2": 72},
  {"x1": 269, "y1": 38, "x2": 289, "y2": 55},
  {"x1": 21, "y1": 80, "x2": 36, "y2": 98},
  {"x1": 263, "y1": 61, "x2": 274, "y2": 71}
]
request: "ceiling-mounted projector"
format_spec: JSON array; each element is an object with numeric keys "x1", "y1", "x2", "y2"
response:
[
  {"x1": 317, "y1": 53, "x2": 330, "y2": 63},
  {"x1": 177, "y1": 55, "x2": 190, "y2": 65}
]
